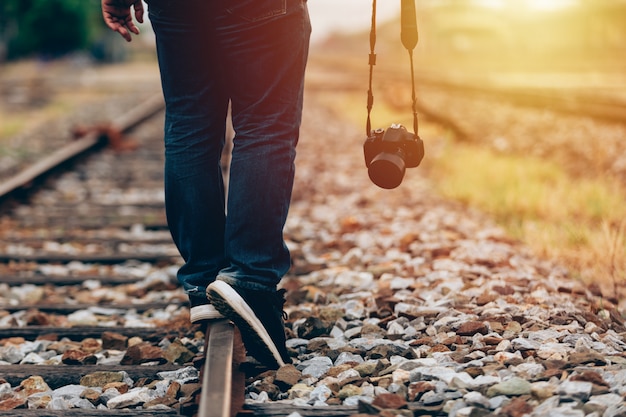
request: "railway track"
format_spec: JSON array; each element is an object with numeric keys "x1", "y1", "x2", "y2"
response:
[
  {"x1": 0, "y1": 95, "x2": 246, "y2": 416},
  {"x1": 2, "y1": 64, "x2": 625, "y2": 417},
  {"x1": 306, "y1": 52, "x2": 626, "y2": 188},
  {"x1": 307, "y1": 54, "x2": 626, "y2": 125},
  {"x1": 0, "y1": 92, "x2": 339, "y2": 417}
]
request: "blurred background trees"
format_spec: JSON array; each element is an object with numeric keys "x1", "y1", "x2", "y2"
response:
[{"x1": 0, "y1": 0, "x2": 124, "y2": 62}]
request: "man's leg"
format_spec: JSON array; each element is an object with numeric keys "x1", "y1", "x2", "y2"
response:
[
  {"x1": 207, "y1": 0, "x2": 311, "y2": 368},
  {"x1": 148, "y1": 0, "x2": 229, "y2": 317}
]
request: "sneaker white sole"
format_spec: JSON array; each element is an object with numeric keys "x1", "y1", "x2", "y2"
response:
[
  {"x1": 207, "y1": 280, "x2": 285, "y2": 368},
  {"x1": 190, "y1": 304, "x2": 224, "y2": 323}
]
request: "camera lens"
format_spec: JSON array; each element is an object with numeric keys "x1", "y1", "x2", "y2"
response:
[{"x1": 368, "y1": 151, "x2": 406, "y2": 189}]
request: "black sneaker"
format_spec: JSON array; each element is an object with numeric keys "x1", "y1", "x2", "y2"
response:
[
  {"x1": 189, "y1": 295, "x2": 225, "y2": 323},
  {"x1": 206, "y1": 280, "x2": 291, "y2": 369}
]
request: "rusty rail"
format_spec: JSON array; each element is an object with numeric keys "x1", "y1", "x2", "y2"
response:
[{"x1": 0, "y1": 93, "x2": 164, "y2": 200}]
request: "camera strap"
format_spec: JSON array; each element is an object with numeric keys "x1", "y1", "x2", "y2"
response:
[{"x1": 366, "y1": 0, "x2": 420, "y2": 137}]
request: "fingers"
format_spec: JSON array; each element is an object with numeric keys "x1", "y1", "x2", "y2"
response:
[
  {"x1": 133, "y1": 0, "x2": 145, "y2": 24},
  {"x1": 114, "y1": 24, "x2": 133, "y2": 42},
  {"x1": 103, "y1": 15, "x2": 132, "y2": 41},
  {"x1": 118, "y1": 27, "x2": 133, "y2": 42},
  {"x1": 127, "y1": 21, "x2": 140, "y2": 36},
  {"x1": 101, "y1": 0, "x2": 143, "y2": 42}
]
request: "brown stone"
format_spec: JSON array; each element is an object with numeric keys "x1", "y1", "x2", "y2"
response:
[
  {"x1": 354, "y1": 361, "x2": 384, "y2": 378},
  {"x1": 179, "y1": 383, "x2": 201, "y2": 399},
  {"x1": 36, "y1": 333, "x2": 58, "y2": 342},
  {"x1": 493, "y1": 285, "x2": 515, "y2": 296},
  {"x1": 62, "y1": 349, "x2": 97, "y2": 365},
  {"x1": 409, "y1": 336, "x2": 434, "y2": 347},
  {"x1": 80, "y1": 371, "x2": 125, "y2": 387},
  {"x1": 1, "y1": 337, "x2": 25, "y2": 346},
  {"x1": 499, "y1": 396, "x2": 533, "y2": 417},
  {"x1": 145, "y1": 396, "x2": 179, "y2": 408},
  {"x1": 326, "y1": 364, "x2": 353, "y2": 377},
  {"x1": 361, "y1": 323, "x2": 386, "y2": 337},
  {"x1": 24, "y1": 310, "x2": 52, "y2": 326},
  {"x1": 121, "y1": 342, "x2": 166, "y2": 365},
  {"x1": 318, "y1": 307, "x2": 344, "y2": 322},
  {"x1": 81, "y1": 338, "x2": 102, "y2": 354},
  {"x1": 456, "y1": 321, "x2": 488, "y2": 336},
  {"x1": 0, "y1": 397, "x2": 27, "y2": 411},
  {"x1": 476, "y1": 292, "x2": 497, "y2": 306},
  {"x1": 275, "y1": 364, "x2": 302, "y2": 389},
  {"x1": 164, "y1": 340, "x2": 195, "y2": 365},
  {"x1": 489, "y1": 321, "x2": 505, "y2": 333},
  {"x1": 440, "y1": 335, "x2": 463, "y2": 346},
  {"x1": 17, "y1": 376, "x2": 50, "y2": 396},
  {"x1": 371, "y1": 375, "x2": 393, "y2": 389},
  {"x1": 503, "y1": 321, "x2": 522, "y2": 338},
  {"x1": 80, "y1": 388, "x2": 102, "y2": 406},
  {"x1": 102, "y1": 331, "x2": 128, "y2": 351},
  {"x1": 407, "y1": 381, "x2": 435, "y2": 401},
  {"x1": 103, "y1": 382, "x2": 129, "y2": 394},
  {"x1": 465, "y1": 367, "x2": 485, "y2": 378},
  {"x1": 483, "y1": 336, "x2": 504, "y2": 345},
  {"x1": 430, "y1": 344, "x2": 451, "y2": 353},
  {"x1": 571, "y1": 371, "x2": 610, "y2": 388},
  {"x1": 540, "y1": 368, "x2": 566, "y2": 380},
  {"x1": 249, "y1": 381, "x2": 281, "y2": 401},
  {"x1": 569, "y1": 351, "x2": 607, "y2": 366},
  {"x1": 166, "y1": 381, "x2": 181, "y2": 398},
  {"x1": 372, "y1": 393, "x2": 407, "y2": 410}
]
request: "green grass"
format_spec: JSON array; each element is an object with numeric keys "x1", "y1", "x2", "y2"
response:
[
  {"x1": 0, "y1": 117, "x2": 28, "y2": 142},
  {"x1": 430, "y1": 138, "x2": 626, "y2": 295},
  {"x1": 432, "y1": 141, "x2": 626, "y2": 225}
]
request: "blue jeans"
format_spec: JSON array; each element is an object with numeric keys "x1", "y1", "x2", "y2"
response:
[{"x1": 147, "y1": 0, "x2": 311, "y2": 301}]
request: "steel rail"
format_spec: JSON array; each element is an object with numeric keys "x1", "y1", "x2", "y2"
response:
[
  {"x1": 0, "y1": 93, "x2": 165, "y2": 200},
  {"x1": 199, "y1": 320, "x2": 235, "y2": 417},
  {"x1": 196, "y1": 320, "x2": 245, "y2": 417}
]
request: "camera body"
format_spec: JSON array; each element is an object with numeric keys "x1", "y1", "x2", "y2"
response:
[{"x1": 363, "y1": 124, "x2": 424, "y2": 189}]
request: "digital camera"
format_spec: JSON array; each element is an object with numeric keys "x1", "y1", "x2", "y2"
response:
[{"x1": 363, "y1": 124, "x2": 424, "y2": 189}]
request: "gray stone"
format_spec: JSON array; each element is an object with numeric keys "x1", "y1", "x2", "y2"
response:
[
  {"x1": 582, "y1": 392, "x2": 625, "y2": 416},
  {"x1": 308, "y1": 385, "x2": 331, "y2": 405},
  {"x1": 510, "y1": 337, "x2": 541, "y2": 351},
  {"x1": 421, "y1": 390, "x2": 447, "y2": 406},
  {"x1": 486, "y1": 377, "x2": 532, "y2": 397},
  {"x1": 297, "y1": 356, "x2": 333, "y2": 379},
  {"x1": 286, "y1": 338, "x2": 309, "y2": 349},
  {"x1": 558, "y1": 380, "x2": 593, "y2": 401},
  {"x1": 0, "y1": 345, "x2": 24, "y2": 364},
  {"x1": 157, "y1": 366, "x2": 198, "y2": 384},
  {"x1": 463, "y1": 391, "x2": 491, "y2": 408},
  {"x1": 106, "y1": 387, "x2": 152, "y2": 409},
  {"x1": 334, "y1": 352, "x2": 364, "y2": 366},
  {"x1": 409, "y1": 366, "x2": 458, "y2": 384},
  {"x1": 488, "y1": 395, "x2": 509, "y2": 409}
]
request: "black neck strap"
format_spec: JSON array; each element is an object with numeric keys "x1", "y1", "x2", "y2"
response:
[{"x1": 366, "y1": 0, "x2": 420, "y2": 138}]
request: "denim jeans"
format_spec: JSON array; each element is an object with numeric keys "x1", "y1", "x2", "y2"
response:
[{"x1": 147, "y1": 0, "x2": 311, "y2": 301}]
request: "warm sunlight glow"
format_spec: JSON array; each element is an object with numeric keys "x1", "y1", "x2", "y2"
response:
[
  {"x1": 475, "y1": 0, "x2": 578, "y2": 12},
  {"x1": 525, "y1": 0, "x2": 577, "y2": 11}
]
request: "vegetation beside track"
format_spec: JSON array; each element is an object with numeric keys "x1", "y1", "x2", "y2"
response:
[{"x1": 314, "y1": 84, "x2": 626, "y2": 304}]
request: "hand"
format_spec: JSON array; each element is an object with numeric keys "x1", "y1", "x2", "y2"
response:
[{"x1": 101, "y1": 0, "x2": 144, "y2": 42}]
